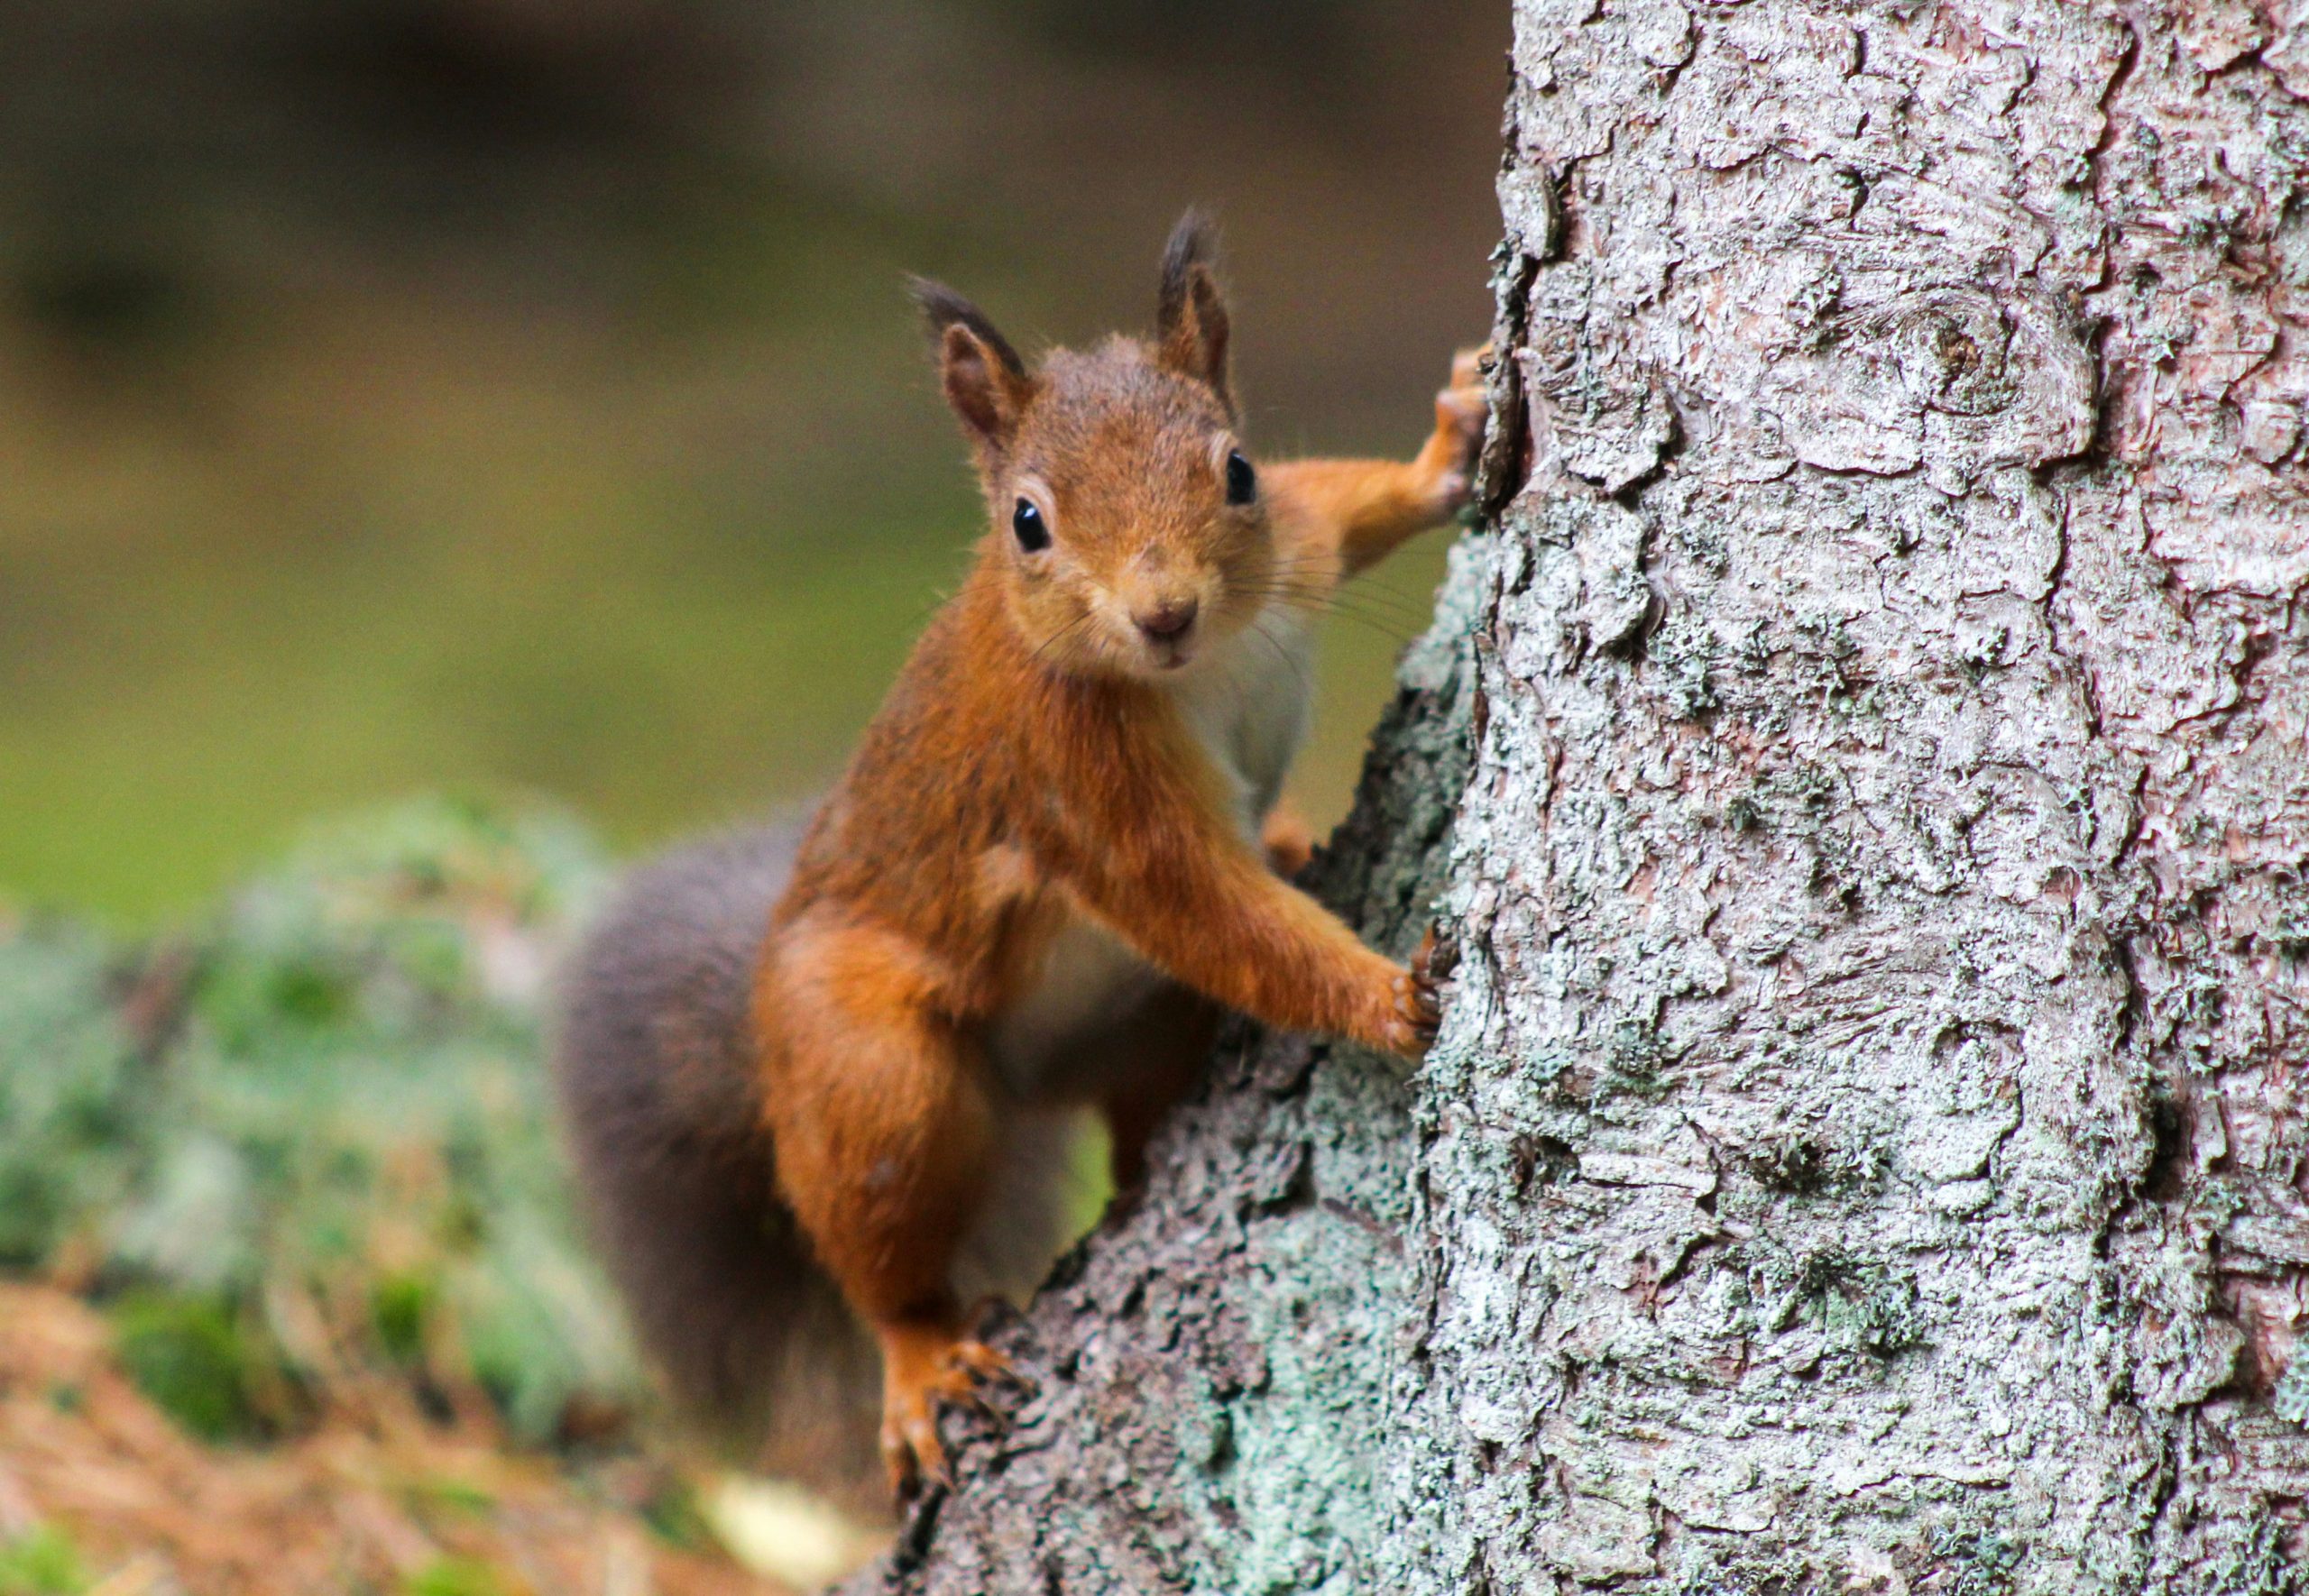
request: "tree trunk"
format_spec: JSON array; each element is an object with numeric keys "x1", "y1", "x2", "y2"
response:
[{"x1": 850, "y1": 4, "x2": 2309, "y2": 1590}]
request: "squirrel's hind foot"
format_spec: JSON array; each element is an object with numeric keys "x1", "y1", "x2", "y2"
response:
[{"x1": 878, "y1": 1324, "x2": 1035, "y2": 1500}]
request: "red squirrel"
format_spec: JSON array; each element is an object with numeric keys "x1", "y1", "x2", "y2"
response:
[{"x1": 556, "y1": 212, "x2": 1486, "y2": 1500}]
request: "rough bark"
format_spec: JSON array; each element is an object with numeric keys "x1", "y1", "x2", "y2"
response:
[{"x1": 850, "y1": 4, "x2": 2309, "y2": 1591}]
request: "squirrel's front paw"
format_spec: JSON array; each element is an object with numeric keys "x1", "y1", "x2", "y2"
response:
[
  {"x1": 1425, "y1": 344, "x2": 1491, "y2": 516},
  {"x1": 1374, "y1": 928, "x2": 1446, "y2": 1058}
]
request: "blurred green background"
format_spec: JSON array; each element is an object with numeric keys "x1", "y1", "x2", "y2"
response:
[{"x1": 0, "y1": 0, "x2": 1508, "y2": 925}]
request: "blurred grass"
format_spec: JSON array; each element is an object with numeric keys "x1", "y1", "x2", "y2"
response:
[
  {"x1": 0, "y1": 195, "x2": 972, "y2": 922},
  {"x1": 0, "y1": 0, "x2": 1493, "y2": 928},
  {"x1": 0, "y1": 227, "x2": 1453, "y2": 927},
  {"x1": 0, "y1": 1527, "x2": 87, "y2": 1596}
]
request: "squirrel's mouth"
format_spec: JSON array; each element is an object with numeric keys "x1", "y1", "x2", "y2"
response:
[{"x1": 1142, "y1": 633, "x2": 1195, "y2": 673}]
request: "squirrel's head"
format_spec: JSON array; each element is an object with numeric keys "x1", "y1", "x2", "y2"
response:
[{"x1": 914, "y1": 211, "x2": 1275, "y2": 680}]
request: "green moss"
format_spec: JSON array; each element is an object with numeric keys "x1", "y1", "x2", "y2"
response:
[
  {"x1": 108, "y1": 1290, "x2": 271, "y2": 1443},
  {"x1": 403, "y1": 1474, "x2": 498, "y2": 1521},
  {"x1": 400, "y1": 1557, "x2": 513, "y2": 1596},
  {"x1": 637, "y1": 1476, "x2": 716, "y2": 1553},
  {"x1": 0, "y1": 922, "x2": 151, "y2": 1268},
  {"x1": 0, "y1": 1528, "x2": 87, "y2": 1596},
  {"x1": 373, "y1": 1271, "x2": 439, "y2": 1365},
  {"x1": 0, "y1": 799, "x2": 645, "y2": 1447}
]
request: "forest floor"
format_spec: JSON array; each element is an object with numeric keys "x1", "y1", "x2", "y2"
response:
[{"x1": 0, "y1": 1284, "x2": 787, "y2": 1596}]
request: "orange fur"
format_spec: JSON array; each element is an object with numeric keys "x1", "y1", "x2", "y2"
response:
[{"x1": 750, "y1": 216, "x2": 1486, "y2": 1492}]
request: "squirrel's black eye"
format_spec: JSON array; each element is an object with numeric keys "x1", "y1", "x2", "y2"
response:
[
  {"x1": 1225, "y1": 448, "x2": 1256, "y2": 506},
  {"x1": 1012, "y1": 497, "x2": 1051, "y2": 552}
]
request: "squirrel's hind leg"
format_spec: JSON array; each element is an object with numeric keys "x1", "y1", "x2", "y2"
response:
[
  {"x1": 759, "y1": 926, "x2": 1022, "y2": 1495},
  {"x1": 1094, "y1": 984, "x2": 1223, "y2": 1194}
]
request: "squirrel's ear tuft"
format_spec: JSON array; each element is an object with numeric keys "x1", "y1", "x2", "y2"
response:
[
  {"x1": 1155, "y1": 209, "x2": 1232, "y2": 411},
  {"x1": 911, "y1": 276, "x2": 1034, "y2": 455}
]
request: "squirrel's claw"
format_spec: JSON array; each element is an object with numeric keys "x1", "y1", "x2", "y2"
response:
[
  {"x1": 881, "y1": 1335, "x2": 1034, "y2": 1501},
  {"x1": 1379, "y1": 928, "x2": 1447, "y2": 1058},
  {"x1": 1426, "y1": 344, "x2": 1492, "y2": 517},
  {"x1": 950, "y1": 1335, "x2": 1038, "y2": 1400},
  {"x1": 1449, "y1": 343, "x2": 1490, "y2": 392},
  {"x1": 1366, "y1": 928, "x2": 1440, "y2": 1053},
  {"x1": 882, "y1": 1402, "x2": 945, "y2": 1500}
]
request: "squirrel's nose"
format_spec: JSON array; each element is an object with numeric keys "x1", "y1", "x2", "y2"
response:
[{"x1": 1135, "y1": 597, "x2": 1199, "y2": 642}]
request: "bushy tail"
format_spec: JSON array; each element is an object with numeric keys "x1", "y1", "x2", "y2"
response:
[{"x1": 554, "y1": 825, "x2": 885, "y2": 1495}]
